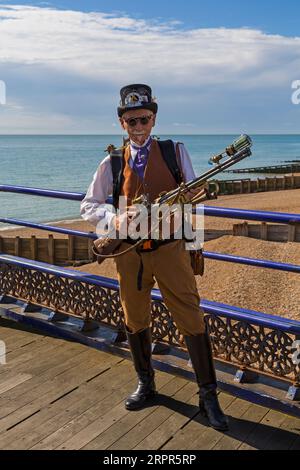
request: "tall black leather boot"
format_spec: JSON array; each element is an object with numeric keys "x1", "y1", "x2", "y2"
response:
[
  {"x1": 185, "y1": 332, "x2": 229, "y2": 431},
  {"x1": 125, "y1": 327, "x2": 156, "y2": 410}
]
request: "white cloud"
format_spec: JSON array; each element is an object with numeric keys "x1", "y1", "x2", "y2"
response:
[
  {"x1": 0, "y1": 4, "x2": 299, "y2": 88},
  {"x1": 0, "y1": 4, "x2": 299, "y2": 133}
]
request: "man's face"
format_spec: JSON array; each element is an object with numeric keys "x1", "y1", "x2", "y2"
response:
[{"x1": 119, "y1": 108, "x2": 156, "y2": 145}]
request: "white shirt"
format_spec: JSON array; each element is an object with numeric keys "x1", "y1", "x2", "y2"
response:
[{"x1": 80, "y1": 139, "x2": 196, "y2": 229}]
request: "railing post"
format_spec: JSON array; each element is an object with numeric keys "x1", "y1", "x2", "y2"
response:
[
  {"x1": 30, "y1": 235, "x2": 37, "y2": 260},
  {"x1": 14, "y1": 236, "x2": 20, "y2": 257},
  {"x1": 48, "y1": 234, "x2": 54, "y2": 264},
  {"x1": 68, "y1": 235, "x2": 74, "y2": 262},
  {"x1": 288, "y1": 224, "x2": 296, "y2": 242},
  {"x1": 88, "y1": 231, "x2": 96, "y2": 262},
  {"x1": 260, "y1": 222, "x2": 268, "y2": 240}
]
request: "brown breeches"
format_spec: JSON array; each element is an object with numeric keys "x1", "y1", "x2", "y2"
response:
[{"x1": 115, "y1": 240, "x2": 205, "y2": 335}]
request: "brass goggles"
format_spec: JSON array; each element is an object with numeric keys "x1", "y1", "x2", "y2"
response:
[{"x1": 123, "y1": 114, "x2": 153, "y2": 127}]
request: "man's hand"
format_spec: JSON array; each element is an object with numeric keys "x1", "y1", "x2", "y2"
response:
[{"x1": 113, "y1": 205, "x2": 140, "y2": 236}]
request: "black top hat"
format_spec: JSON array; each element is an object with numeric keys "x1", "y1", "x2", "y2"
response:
[{"x1": 117, "y1": 84, "x2": 158, "y2": 117}]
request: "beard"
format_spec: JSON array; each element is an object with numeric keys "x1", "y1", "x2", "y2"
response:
[{"x1": 128, "y1": 131, "x2": 150, "y2": 146}]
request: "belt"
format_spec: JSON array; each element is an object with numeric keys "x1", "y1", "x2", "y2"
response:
[{"x1": 125, "y1": 238, "x2": 176, "y2": 252}]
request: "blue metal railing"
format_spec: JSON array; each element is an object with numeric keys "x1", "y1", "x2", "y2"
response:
[
  {"x1": 1, "y1": 184, "x2": 300, "y2": 403},
  {"x1": 1, "y1": 184, "x2": 300, "y2": 223},
  {"x1": 0, "y1": 185, "x2": 83, "y2": 201},
  {"x1": 1, "y1": 253, "x2": 300, "y2": 336},
  {"x1": 1, "y1": 184, "x2": 300, "y2": 276},
  {"x1": 1, "y1": 217, "x2": 300, "y2": 274},
  {"x1": 0, "y1": 218, "x2": 96, "y2": 239}
]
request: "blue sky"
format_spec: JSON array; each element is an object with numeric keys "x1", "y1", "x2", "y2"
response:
[
  {"x1": 0, "y1": 1, "x2": 300, "y2": 133},
  {"x1": 4, "y1": 0, "x2": 300, "y2": 36}
]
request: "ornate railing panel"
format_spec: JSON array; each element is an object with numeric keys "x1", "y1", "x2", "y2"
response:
[{"x1": 0, "y1": 255, "x2": 299, "y2": 384}]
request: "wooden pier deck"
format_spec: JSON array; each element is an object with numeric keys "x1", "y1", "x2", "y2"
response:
[{"x1": 1, "y1": 319, "x2": 300, "y2": 451}]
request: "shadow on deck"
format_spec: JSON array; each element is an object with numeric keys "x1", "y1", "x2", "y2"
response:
[{"x1": 0, "y1": 319, "x2": 300, "y2": 451}]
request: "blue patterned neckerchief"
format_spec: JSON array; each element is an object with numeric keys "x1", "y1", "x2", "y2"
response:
[{"x1": 130, "y1": 136, "x2": 153, "y2": 180}]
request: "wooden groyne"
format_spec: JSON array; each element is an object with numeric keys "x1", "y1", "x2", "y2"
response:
[
  {"x1": 211, "y1": 173, "x2": 300, "y2": 196},
  {"x1": 0, "y1": 230, "x2": 231, "y2": 265},
  {"x1": 233, "y1": 221, "x2": 300, "y2": 243},
  {"x1": 0, "y1": 234, "x2": 95, "y2": 266},
  {"x1": 224, "y1": 163, "x2": 300, "y2": 174}
]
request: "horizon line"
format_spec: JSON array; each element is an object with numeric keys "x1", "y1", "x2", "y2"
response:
[{"x1": 0, "y1": 133, "x2": 300, "y2": 136}]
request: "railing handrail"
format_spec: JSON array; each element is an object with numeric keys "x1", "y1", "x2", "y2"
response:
[
  {"x1": 1, "y1": 184, "x2": 300, "y2": 224},
  {"x1": 1, "y1": 218, "x2": 300, "y2": 274},
  {"x1": 0, "y1": 218, "x2": 97, "y2": 239},
  {"x1": 1, "y1": 253, "x2": 300, "y2": 335},
  {"x1": 201, "y1": 206, "x2": 300, "y2": 224},
  {"x1": 0, "y1": 184, "x2": 83, "y2": 201}
]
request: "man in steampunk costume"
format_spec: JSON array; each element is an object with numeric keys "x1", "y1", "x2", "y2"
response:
[{"x1": 80, "y1": 84, "x2": 228, "y2": 431}]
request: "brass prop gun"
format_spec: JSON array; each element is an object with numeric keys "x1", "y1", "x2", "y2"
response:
[
  {"x1": 154, "y1": 134, "x2": 252, "y2": 206},
  {"x1": 93, "y1": 134, "x2": 252, "y2": 262}
]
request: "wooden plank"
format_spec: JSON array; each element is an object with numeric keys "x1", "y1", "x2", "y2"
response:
[
  {"x1": 0, "y1": 326, "x2": 48, "y2": 347},
  {"x1": 283, "y1": 175, "x2": 286, "y2": 189},
  {"x1": 106, "y1": 377, "x2": 189, "y2": 450},
  {"x1": 0, "y1": 348, "x2": 120, "y2": 431},
  {"x1": 68, "y1": 236, "x2": 74, "y2": 262},
  {"x1": 84, "y1": 381, "x2": 198, "y2": 451},
  {"x1": 288, "y1": 224, "x2": 296, "y2": 242},
  {"x1": 0, "y1": 337, "x2": 73, "y2": 382},
  {"x1": 231, "y1": 222, "x2": 300, "y2": 243},
  {"x1": 48, "y1": 235, "x2": 54, "y2": 264},
  {"x1": 0, "y1": 373, "x2": 32, "y2": 394},
  {"x1": 211, "y1": 401, "x2": 268, "y2": 450},
  {"x1": 1, "y1": 335, "x2": 44, "y2": 355},
  {"x1": 39, "y1": 372, "x2": 173, "y2": 450},
  {"x1": 1, "y1": 342, "x2": 102, "y2": 401},
  {"x1": 54, "y1": 240, "x2": 68, "y2": 263},
  {"x1": 0, "y1": 358, "x2": 130, "y2": 450},
  {"x1": 12, "y1": 365, "x2": 138, "y2": 450},
  {"x1": 257, "y1": 413, "x2": 300, "y2": 450},
  {"x1": 297, "y1": 226, "x2": 300, "y2": 243},
  {"x1": 20, "y1": 239, "x2": 31, "y2": 259},
  {"x1": 0, "y1": 325, "x2": 41, "y2": 342},
  {"x1": 2, "y1": 238, "x2": 14, "y2": 255},
  {"x1": 30, "y1": 236, "x2": 37, "y2": 260},
  {"x1": 242, "y1": 222, "x2": 249, "y2": 237},
  {"x1": 260, "y1": 222, "x2": 268, "y2": 241},
  {"x1": 74, "y1": 236, "x2": 90, "y2": 261},
  {"x1": 2, "y1": 327, "x2": 45, "y2": 343},
  {"x1": 162, "y1": 392, "x2": 235, "y2": 450},
  {"x1": 238, "y1": 409, "x2": 289, "y2": 450},
  {"x1": 14, "y1": 236, "x2": 20, "y2": 257},
  {"x1": 37, "y1": 239, "x2": 49, "y2": 263},
  {"x1": 0, "y1": 337, "x2": 66, "y2": 375},
  {"x1": 131, "y1": 382, "x2": 199, "y2": 451},
  {"x1": 0, "y1": 342, "x2": 88, "y2": 419},
  {"x1": 291, "y1": 174, "x2": 295, "y2": 188}
]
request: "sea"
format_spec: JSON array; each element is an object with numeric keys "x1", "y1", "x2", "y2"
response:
[{"x1": 1, "y1": 134, "x2": 300, "y2": 229}]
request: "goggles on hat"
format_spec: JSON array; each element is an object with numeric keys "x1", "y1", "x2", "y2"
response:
[{"x1": 123, "y1": 114, "x2": 154, "y2": 127}]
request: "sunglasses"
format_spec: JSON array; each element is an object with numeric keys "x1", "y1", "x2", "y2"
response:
[{"x1": 123, "y1": 114, "x2": 153, "y2": 127}]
